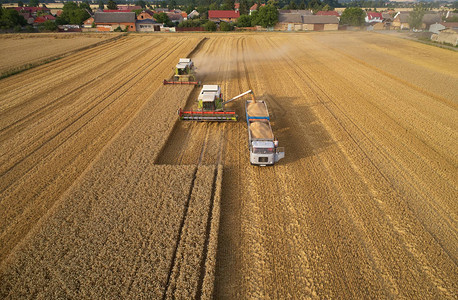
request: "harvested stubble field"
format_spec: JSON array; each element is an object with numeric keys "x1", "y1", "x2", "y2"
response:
[
  {"x1": 1, "y1": 32, "x2": 457, "y2": 299},
  {"x1": 0, "y1": 33, "x2": 123, "y2": 76}
]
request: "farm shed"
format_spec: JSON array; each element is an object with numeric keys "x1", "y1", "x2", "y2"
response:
[
  {"x1": 136, "y1": 19, "x2": 161, "y2": 32},
  {"x1": 302, "y1": 15, "x2": 339, "y2": 31},
  {"x1": 431, "y1": 28, "x2": 458, "y2": 46},
  {"x1": 94, "y1": 12, "x2": 136, "y2": 32},
  {"x1": 275, "y1": 13, "x2": 303, "y2": 31}
]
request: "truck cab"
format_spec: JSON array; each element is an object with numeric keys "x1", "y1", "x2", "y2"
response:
[{"x1": 250, "y1": 140, "x2": 285, "y2": 166}]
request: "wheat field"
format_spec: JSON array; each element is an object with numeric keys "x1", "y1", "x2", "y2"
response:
[{"x1": 1, "y1": 32, "x2": 457, "y2": 299}]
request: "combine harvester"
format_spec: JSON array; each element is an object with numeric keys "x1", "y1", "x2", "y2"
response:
[
  {"x1": 246, "y1": 99, "x2": 284, "y2": 166},
  {"x1": 178, "y1": 85, "x2": 253, "y2": 121},
  {"x1": 163, "y1": 58, "x2": 200, "y2": 85},
  {"x1": 178, "y1": 85, "x2": 285, "y2": 165}
]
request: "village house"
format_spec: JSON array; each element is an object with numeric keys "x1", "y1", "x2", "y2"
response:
[
  {"x1": 136, "y1": 19, "x2": 161, "y2": 32},
  {"x1": 93, "y1": 12, "x2": 136, "y2": 32},
  {"x1": 137, "y1": 10, "x2": 155, "y2": 20},
  {"x1": 208, "y1": 10, "x2": 240, "y2": 23},
  {"x1": 249, "y1": 3, "x2": 265, "y2": 15},
  {"x1": 392, "y1": 12, "x2": 410, "y2": 29},
  {"x1": 365, "y1": 12, "x2": 383, "y2": 24}
]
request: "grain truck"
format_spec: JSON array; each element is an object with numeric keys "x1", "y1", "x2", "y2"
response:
[{"x1": 246, "y1": 99, "x2": 284, "y2": 166}]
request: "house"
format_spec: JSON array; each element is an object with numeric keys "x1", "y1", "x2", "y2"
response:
[
  {"x1": 208, "y1": 10, "x2": 240, "y2": 23},
  {"x1": 235, "y1": 2, "x2": 240, "y2": 11},
  {"x1": 117, "y1": 5, "x2": 142, "y2": 11},
  {"x1": 10, "y1": 6, "x2": 51, "y2": 17},
  {"x1": 422, "y1": 13, "x2": 441, "y2": 30},
  {"x1": 302, "y1": 15, "x2": 339, "y2": 31},
  {"x1": 365, "y1": 12, "x2": 383, "y2": 23},
  {"x1": 136, "y1": 19, "x2": 161, "y2": 32},
  {"x1": 137, "y1": 10, "x2": 155, "y2": 20},
  {"x1": 188, "y1": 10, "x2": 199, "y2": 19},
  {"x1": 167, "y1": 12, "x2": 185, "y2": 23},
  {"x1": 83, "y1": 17, "x2": 94, "y2": 28},
  {"x1": 33, "y1": 14, "x2": 56, "y2": 26},
  {"x1": 249, "y1": 3, "x2": 265, "y2": 15},
  {"x1": 430, "y1": 23, "x2": 446, "y2": 34},
  {"x1": 382, "y1": 12, "x2": 393, "y2": 22},
  {"x1": 441, "y1": 22, "x2": 458, "y2": 30},
  {"x1": 93, "y1": 12, "x2": 136, "y2": 32},
  {"x1": 279, "y1": 10, "x2": 312, "y2": 15},
  {"x1": 392, "y1": 12, "x2": 410, "y2": 29}
]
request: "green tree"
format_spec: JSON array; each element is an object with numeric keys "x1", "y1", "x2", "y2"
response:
[
  {"x1": 221, "y1": 0, "x2": 235, "y2": 10},
  {"x1": 18, "y1": 1, "x2": 24, "y2": 7},
  {"x1": 209, "y1": 3, "x2": 218, "y2": 10},
  {"x1": 135, "y1": 0, "x2": 147, "y2": 9},
  {"x1": 255, "y1": 4, "x2": 278, "y2": 27},
  {"x1": 39, "y1": 19, "x2": 58, "y2": 31},
  {"x1": 107, "y1": 0, "x2": 117, "y2": 10},
  {"x1": 168, "y1": 0, "x2": 177, "y2": 10},
  {"x1": 204, "y1": 20, "x2": 217, "y2": 31},
  {"x1": 98, "y1": 0, "x2": 104, "y2": 9},
  {"x1": 267, "y1": 0, "x2": 279, "y2": 8},
  {"x1": 28, "y1": 0, "x2": 39, "y2": 7},
  {"x1": 408, "y1": 4, "x2": 426, "y2": 30},
  {"x1": 220, "y1": 20, "x2": 233, "y2": 30},
  {"x1": 154, "y1": 12, "x2": 170, "y2": 24},
  {"x1": 239, "y1": 0, "x2": 248, "y2": 15},
  {"x1": 0, "y1": 8, "x2": 27, "y2": 29},
  {"x1": 237, "y1": 14, "x2": 251, "y2": 26},
  {"x1": 58, "y1": 2, "x2": 90, "y2": 25},
  {"x1": 79, "y1": 1, "x2": 92, "y2": 13},
  {"x1": 340, "y1": 7, "x2": 365, "y2": 26},
  {"x1": 289, "y1": 1, "x2": 297, "y2": 9},
  {"x1": 308, "y1": 0, "x2": 323, "y2": 13},
  {"x1": 299, "y1": 0, "x2": 306, "y2": 9}
]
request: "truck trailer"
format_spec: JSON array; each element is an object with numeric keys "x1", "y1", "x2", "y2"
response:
[{"x1": 245, "y1": 99, "x2": 284, "y2": 166}]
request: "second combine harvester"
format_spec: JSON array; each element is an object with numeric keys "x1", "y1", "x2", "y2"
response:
[{"x1": 178, "y1": 83, "x2": 285, "y2": 166}]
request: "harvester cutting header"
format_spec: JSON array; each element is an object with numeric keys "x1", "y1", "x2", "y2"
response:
[
  {"x1": 178, "y1": 85, "x2": 254, "y2": 122},
  {"x1": 163, "y1": 58, "x2": 200, "y2": 85}
]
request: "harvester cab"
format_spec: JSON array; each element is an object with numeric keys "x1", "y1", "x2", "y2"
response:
[
  {"x1": 178, "y1": 86, "x2": 253, "y2": 122},
  {"x1": 163, "y1": 58, "x2": 201, "y2": 85}
]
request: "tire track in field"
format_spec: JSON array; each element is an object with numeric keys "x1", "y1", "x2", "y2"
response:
[
  {"x1": 0, "y1": 40, "x2": 184, "y2": 194},
  {"x1": 0, "y1": 38, "x2": 163, "y2": 140},
  {"x1": 276, "y1": 36, "x2": 458, "y2": 267},
  {"x1": 0, "y1": 37, "x2": 204, "y2": 264}
]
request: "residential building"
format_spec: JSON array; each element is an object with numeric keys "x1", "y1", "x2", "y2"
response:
[
  {"x1": 208, "y1": 10, "x2": 240, "y2": 23},
  {"x1": 93, "y1": 12, "x2": 136, "y2": 32}
]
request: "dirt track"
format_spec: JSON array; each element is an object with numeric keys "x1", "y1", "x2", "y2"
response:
[{"x1": 1, "y1": 32, "x2": 457, "y2": 298}]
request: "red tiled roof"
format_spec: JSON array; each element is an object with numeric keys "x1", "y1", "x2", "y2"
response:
[
  {"x1": 208, "y1": 10, "x2": 240, "y2": 19},
  {"x1": 235, "y1": 3, "x2": 240, "y2": 9},
  {"x1": 366, "y1": 12, "x2": 383, "y2": 20},
  {"x1": 250, "y1": 3, "x2": 265, "y2": 11},
  {"x1": 34, "y1": 15, "x2": 55, "y2": 23},
  {"x1": 316, "y1": 11, "x2": 339, "y2": 16}
]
